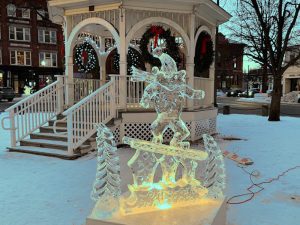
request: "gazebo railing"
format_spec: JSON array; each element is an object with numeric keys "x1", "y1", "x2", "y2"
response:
[{"x1": 1, "y1": 75, "x2": 66, "y2": 147}]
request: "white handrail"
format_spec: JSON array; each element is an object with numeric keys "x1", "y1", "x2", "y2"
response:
[
  {"x1": 63, "y1": 81, "x2": 113, "y2": 116},
  {"x1": 2, "y1": 75, "x2": 66, "y2": 147},
  {"x1": 73, "y1": 78, "x2": 103, "y2": 102},
  {"x1": 109, "y1": 74, "x2": 147, "y2": 109},
  {"x1": 5, "y1": 81, "x2": 59, "y2": 112},
  {"x1": 63, "y1": 78, "x2": 116, "y2": 154}
]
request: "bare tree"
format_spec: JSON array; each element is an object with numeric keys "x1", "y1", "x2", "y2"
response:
[{"x1": 228, "y1": 0, "x2": 300, "y2": 121}]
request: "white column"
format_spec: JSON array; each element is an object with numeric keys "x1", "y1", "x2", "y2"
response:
[
  {"x1": 187, "y1": 14, "x2": 196, "y2": 109},
  {"x1": 64, "y1": 16, "x2": 74, "y2": 107},
  {"x1": 65, "y1": 55, "x2": 74, "y2": 107},
  {"x1": 55, "y1": 75, "x2": 64, "y2": 112},
  {"x1": 119, "y1": 8, "x2": 127, "y2": 109},
  {"x1": 208, "y1": 27, "x2": 216, "y2": 106},
  {"x1": 99, "y1": 37, "x2": 106, "y2": 85}
]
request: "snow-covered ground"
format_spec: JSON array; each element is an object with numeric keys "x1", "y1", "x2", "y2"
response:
[{"x1": 0, "y1": 112, "x2": 299, "y2": 225}]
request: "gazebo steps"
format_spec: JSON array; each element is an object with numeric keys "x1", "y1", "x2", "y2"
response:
[
  {"x1": 40, "y1": 126, "x2": 67, "y2": 133},
  {"x1": 8, "y1": 146, "x2": 81, "y2": 160},
  {"x1": 20, "y1": 139, "x2": 91, "y2": 151},
  {"x1": 30, "y1": 132, "x2": 96, "y2": 144}
]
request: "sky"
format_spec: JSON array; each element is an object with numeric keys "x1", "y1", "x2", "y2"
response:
[{"x1": 215, "y1": 0, "x2": 260, "y2": 72}]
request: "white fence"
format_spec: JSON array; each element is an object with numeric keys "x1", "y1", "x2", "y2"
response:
[
  {"x1": 62, "y1": 78, "x2": 116, "y2": 154},
  {"x1": 110, "y1": 75, "x2": 147, "y2": 109},
  {"x1": 1, "y1": 76, "x2": 66, "y2": 147},
  {"x1": 74, "y1": 78, "x2": 102, "y2": 102}
]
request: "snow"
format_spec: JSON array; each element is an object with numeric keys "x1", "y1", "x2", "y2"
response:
[
  {"x1": 238, "y1": 96, "x2": 271, "y2": 104},
  {"x1": 0, "y1": 112, "x2": 300, "y2": 225},
  {"x1": 219, "y1": 114, "x2": 300, "y2": 225}
]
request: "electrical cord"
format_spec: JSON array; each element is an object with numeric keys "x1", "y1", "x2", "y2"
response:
[{"x1": 227, "y1": 165, "x2": 300, "y2": 205}]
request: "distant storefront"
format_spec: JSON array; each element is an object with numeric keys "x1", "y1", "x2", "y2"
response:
[
  {"x1": 282, "y1": 73, "x2": 300, "y2": 94},
  {"x1": 0, "y1": 65, "x2": 62, "y2": 94}
]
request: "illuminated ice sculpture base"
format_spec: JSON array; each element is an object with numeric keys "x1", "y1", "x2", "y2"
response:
[
  {"x1": 87, "y1": 197, "x2": 227, "y2": 225},
  {"x1": 120, "y1": 137, "x2": 208, "y2": 215}
]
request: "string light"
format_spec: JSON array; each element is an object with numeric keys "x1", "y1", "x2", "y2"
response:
[{"x1": 113, "y1": 47, "x2": 144, "y2": 74}]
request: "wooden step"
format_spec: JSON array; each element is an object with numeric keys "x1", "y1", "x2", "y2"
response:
[
  {"x1": 48, "y1": 120, "x2": 67, "y2": 127},
  {"x1": 8, "y1": 146, "x2": 81, "y2": 160},
  {"x1": 31, "y1": 132, "x2": 96, "y2": 144},
  {"x1": 30, "y1": 133, "x2": 67, "y2": 142},
  {"x1": 40, "y1": 126, "x2": 67, "y2": 133},
  {"x1": 20, "y1": 139, "x2": 90, "y2": 151}
]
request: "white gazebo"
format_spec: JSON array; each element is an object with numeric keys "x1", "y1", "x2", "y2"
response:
[{"x1": 1, "y1": 0, "x2": 230, "y2": 159}]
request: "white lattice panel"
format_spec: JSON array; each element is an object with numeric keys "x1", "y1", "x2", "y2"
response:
[
  {"x1": 123, "y1": 122, "x2": 192, "y2": 142},
  {"x1": 112, "y1": 126, "x2": 121, "y2": 144}
]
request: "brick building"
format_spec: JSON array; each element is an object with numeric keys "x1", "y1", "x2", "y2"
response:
[
  {"x1": 216, "y1": 33, "x2": 245, "y2": 90},
  {"x1": 0, "y1": 1, "x2": 64, "y2": 94}
]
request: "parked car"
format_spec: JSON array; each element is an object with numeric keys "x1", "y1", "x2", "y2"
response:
[
  {"x1": 0, "y1": 87, "x2": 16, "y2": 102},
  {"x1": 216, "y1": 89, "x2": 226, "y2": 97},
  {"x1": 238, "y1": 88, "x2": 260, "y2": 98},
  {"x1": 226, "y1": 89, "x2": 243, "y2": 97}
]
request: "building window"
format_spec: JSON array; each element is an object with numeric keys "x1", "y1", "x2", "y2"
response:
[
  {"x1": 10, "y1": 50, "x2": 31, "y2": 66},
  {"x1": 233, "y1": 57, "x2": 237, "y2": 69},
  {"x1": 38, "y1": 30, "x2": 57, "y2": 44},
  {"x1": 7, "y1": 4, "x2": 16, "y2": 17},
  {"x1": 39, "y1": 52, "x2": 57, "y2": 67},
  {"x1": 21, "y1": 9, "x2": 30, "y2": 19},
  {"x1": 9, "y1": 26, "x2": 30, "y2": 42}
]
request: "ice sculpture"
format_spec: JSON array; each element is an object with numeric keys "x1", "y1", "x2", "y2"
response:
[
  {"x1": 119, "y1": 50, "x2": 222, "y2": 215},
  {"x1": 91, "y1": 123, "x2": 121, "y2": 218},
  {"x1": 90, "y1": 49, "x2": 226, "y2": 218},
  {"x1": 203, "y1": 134, "x2": 226, "y2": 198},
  {"x1": 132, "y1": 47, "x2": 205, "y2": 149}
]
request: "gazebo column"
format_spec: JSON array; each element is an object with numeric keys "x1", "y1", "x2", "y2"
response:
[
  {"x1": 119, "y1": 8, "x2": 127, "y2": 109},
  {"x1": 186, "y1": 14, "x2": 196, "y2": 109},
  {"x1": 65, "y1": 16, "x2": 74, "y2": 107},
  {"x1": 99, "y1": 37, "x2": 106, "y2": 85},
  {"x1": 209, "y1": 28, "x2": 216, "y2": 106}
]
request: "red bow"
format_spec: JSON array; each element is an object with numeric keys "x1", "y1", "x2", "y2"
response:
[
  {"x1": 151, "y1": 26, "x2": 164, "y2": 48},
  {"x1": 82, "y1": 51, "x2": 88, "y2": 64}
]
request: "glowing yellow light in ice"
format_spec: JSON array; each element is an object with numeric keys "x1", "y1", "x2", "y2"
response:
[
  {"x1": 147, "y1": 183, "x2": 163, "y2": 191},
  {"x1": 156, "y1": 201, "x2": 172, "y2": 210}
]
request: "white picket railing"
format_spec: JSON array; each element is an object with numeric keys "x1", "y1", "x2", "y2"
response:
[
  {"x1": 1, "y1": 75, "x2": 66, "y2": 147},
  {"x1": 109, "y1": 75, "x2": 147, "y2": 109},
  {"x1": 62, "y1": 78, "x2": 116, "y2": 154},
  {"x1": 74, "y1": 78, "x2": 103, "y2": 102}
]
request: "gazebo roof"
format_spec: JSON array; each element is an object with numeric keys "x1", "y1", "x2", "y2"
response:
[{"x1": 48, "y1": 0, "x2": 231, "y2": 25}]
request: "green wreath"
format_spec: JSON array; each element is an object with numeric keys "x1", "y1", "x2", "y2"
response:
[
  {"x1": 139, "y1": 26, "x2": 181, "y2": 67},
  {"x1": 194, "y1": 32, "x2": 214, "y2": 76},
  {"x1": 74, "y1": 41, "x2": 97, "y2": 73}
]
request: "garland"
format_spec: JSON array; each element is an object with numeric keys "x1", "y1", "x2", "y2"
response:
[
  {"x1": 194, "y1": 32, "x2": 214, "y2": 76},
  {"x1": 74, "y1": 41, "x2": 97, "y2": 73},
  {"x1": 139, "y1": 25, "x2": 181, "y2": 67},
  {"x1": 113, "y1": 47, "x2": 146, "y2": 74}
]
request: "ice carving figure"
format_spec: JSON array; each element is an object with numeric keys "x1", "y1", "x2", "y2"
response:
[
  {"x1": 91, "y1": 123, "x2": 121, "y2": 218},
  {"x1": 119, "y1": 50, "x2": 214, "y2": 214},
  {"x1": 132, "y1": 48, "x2": 205, "y2": 149},
  {"x1": 203, "y1": 134, "x2": 226, "y2": 198}
]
